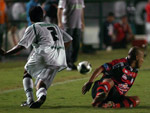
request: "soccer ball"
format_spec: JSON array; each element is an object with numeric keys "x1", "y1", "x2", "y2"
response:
[{"x1": 77, "y1": 61, "x2": 92, "y2": 74}]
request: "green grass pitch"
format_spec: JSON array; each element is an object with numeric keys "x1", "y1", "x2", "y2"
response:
[{"x1": 0, "y1": 49, "x2": 150, "y2": 113}]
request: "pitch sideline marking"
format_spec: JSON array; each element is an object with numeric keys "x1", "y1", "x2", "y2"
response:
[{"x1": 0, "y1": 77, "x2": 89, "y2": 94}]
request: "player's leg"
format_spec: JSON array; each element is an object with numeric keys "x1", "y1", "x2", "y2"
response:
[
  {"x1": 21, "y1": 70, "x2": 34, "y2": 107},
  {"x1": 65, "y1": 29, "x2": 74, "y2": 70},
  {"x1": 29, "y1": 79, "x2": 47, "y2": 108},
  {"x1": 119, "y1": 96, "x2": 140, "y2": 108},
  {"x1": 92, "y1": 78, "x2": 114, "y2": 107},
  {"x1": 71, "y1": 28, "x2": 81, "y2": 69},
  {"x1": 102, "y1": 96, "x2": 140, "y2": 108},
  {"x1": 30, "y1": 68, "x2": 58, "y2": 108}
]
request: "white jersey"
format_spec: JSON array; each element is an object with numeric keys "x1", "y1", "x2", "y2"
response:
[
  {"x1": 58, "y1": 0, "x2": 85, "y2": 29},
  {"x1": 18, "y1": 22, "x2": 72, "y2": 78}
]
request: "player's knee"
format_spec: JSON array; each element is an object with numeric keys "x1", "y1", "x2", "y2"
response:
[
  {"x1": 135, "y1": 96, "x2": 140, "y2": 106},
  {"x1": 36, "y1": 80, "x2": 46, "y2": 90},
  {"x1": 130, "y1": 96, "x2": 140, "y2": 107},
  {"x1": 103, "y1": 78, "x2": 114, "y2": 88},
  {"x1": 23, "y1": 70, "x2": 32, "y2": 79}
]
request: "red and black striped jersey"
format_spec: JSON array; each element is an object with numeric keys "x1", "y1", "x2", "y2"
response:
[{"x1": 101, "y1": 57, "x2": 138, "y2": 95}]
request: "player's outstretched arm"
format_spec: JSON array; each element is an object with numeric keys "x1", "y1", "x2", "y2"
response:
[
  {"x1": 82, "y1": 66, "x2": 104, "y2": 95},
  {"x1": 4, "y1": 45, "x2": 25, "y2": 56}
]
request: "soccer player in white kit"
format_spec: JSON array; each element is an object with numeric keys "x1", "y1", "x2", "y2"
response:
[{"x1": 0, "y1": 6, "x2": 72, "y2": 108}]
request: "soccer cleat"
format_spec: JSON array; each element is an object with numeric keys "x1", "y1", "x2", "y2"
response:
[
  {"x1": 66, "y1": 63, "x2": 77, "y2": 71},
  {"x1": 72, "y1": 64, "x2": 77, "y2": 70},
  {"x1": 20, "y1": 101, "x2": 34, "y2": 107},
  {"x1": 92, "y1": 92, "x2": 107, "y2": 107},
  {"x1": 66, "y1": 67, "x2": 73, "y2": 71},
  {"x1": 29, "y1": 95, "x2": 46, "y2": 108}
]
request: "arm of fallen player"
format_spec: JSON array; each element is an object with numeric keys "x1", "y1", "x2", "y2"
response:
[{"x1": 82, "y1": 66, "x2": 104, "y2": 95}]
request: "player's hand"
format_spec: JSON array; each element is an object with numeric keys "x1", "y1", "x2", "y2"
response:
[
  {"x1": 0, "y1": 48, "x2": 5, "y2": 56},
  {"x1": 81, "y1": 23, "x2": 85, "y2": 32},
  {"x1": 82, "y1": 81, "x2": 93, "y2": 95}
]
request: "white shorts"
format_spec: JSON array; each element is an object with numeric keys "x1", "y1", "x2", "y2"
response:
[
  {"x1": 25, "y1": 50, "x2": 60, "y2": 89},
  {"x1": 35, "y1": 68, "x2": 59, "y2": 89}
]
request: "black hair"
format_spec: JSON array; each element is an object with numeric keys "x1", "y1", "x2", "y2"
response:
[
  {"x1": 108, "y1": 12, "x2": 114, "y2": 17},
  {"x1": 128, "y1": 46, "x2": 142, "y2": 61},
  {"x1": 29, "y1": 6, "x2": 43, "y2": 23}
]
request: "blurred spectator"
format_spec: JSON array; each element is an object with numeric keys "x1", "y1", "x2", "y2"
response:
[
  {"x1": 26, "y1": 0, "x2": 39, "y2": 26},
  {"x1": 103, "y1": 12, "x2": 115, "y2": 51},
  {"x1": 126, "y1": 2, "x2": 136, "y2": 34},
  {"x1": 57, "y1": 0, "x2": 85, "y2": 70},
  {"x1": 114, "y1": 1, "x2": 126, "y2": 18},
  {"x1": 0, "y1": 0, "x2": 7, "y2": 61},
  {"x1": 113, "y1": 15, "x2": 134, "y2": 49},
  {"x1": 7, "y1": 26, "x2": 19, "y2": 50},
  {"x1": 43, "y1": 0, "x2": 59, "y2": 24},
  {"x1": 0, "y1": 0, "x2": 7, "y2": 48},
  {"x1": 145, "y1": 0, "x2": 150, "y2": 43},
  {"x1": 11, "y1": 3, "x2": 26, "y2": 21}
]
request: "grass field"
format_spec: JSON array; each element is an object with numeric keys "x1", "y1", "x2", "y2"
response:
[{"x1": 0, "y1": 48, "x2": 150, "y2": 113}]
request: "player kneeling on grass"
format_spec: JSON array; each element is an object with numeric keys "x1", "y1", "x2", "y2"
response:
[
  {"x1": 82, "y1": 47, "x2": 144, "y2": 108},
  {"x1": 0, "y1": 6, "x2": 72, "y2": 108}
]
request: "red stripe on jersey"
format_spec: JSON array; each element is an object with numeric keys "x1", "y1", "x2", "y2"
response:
[
  {"x1": 109, "y1": 58, "x2": 127, "y2": 66},
  {"x1": 97, "y1": 86, "x2": 107, "y2": 93},
  {"x1": 122, "y1": 68, "x2": 137, "y2": 78},
  {"x1": 98, "y1": 81, "x2": 111, "y2": 92},
  {"x1": 121, "y1": 78, "x2": 133, "y2": 85}
]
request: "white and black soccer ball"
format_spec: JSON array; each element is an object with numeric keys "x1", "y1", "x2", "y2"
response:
[{"x1": 77, "y1": 61, "x2": 92, "y2": 74}]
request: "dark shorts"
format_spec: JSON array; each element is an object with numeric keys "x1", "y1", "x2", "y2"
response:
[{"x1": 91, "y1": 79, "x2": 127, "y2": 103}]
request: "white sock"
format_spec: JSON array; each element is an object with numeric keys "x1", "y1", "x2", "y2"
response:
[
  {"x1": 36, "y1": 87, "x2": 47, "y2": 99},
  {"x1": 23, "y1": 77, "x2": 34, "y2": 104}
]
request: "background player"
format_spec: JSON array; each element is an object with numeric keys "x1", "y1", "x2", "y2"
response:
[
  {"x1": 0, "y1": 6, "x2": 72, "y2": 108},
  {"x1": 82, "y1": 47, "x2": 144, "y2": 108},
  {"x1": 57, "y1": 0, "x2": 85, "y2": 70}
]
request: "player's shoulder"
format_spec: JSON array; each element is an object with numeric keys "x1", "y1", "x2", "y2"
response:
[
  {"x1": 24, "y1": 25, "x2": 34, "y2": 32},
  {"x1": 111, "y1": 58, "x2": 127, "y2": 65},
  {"x1": 35, "y1": 22, "x2": 58, "y2": 27}
]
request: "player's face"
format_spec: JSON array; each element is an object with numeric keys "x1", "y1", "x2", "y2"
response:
[
  {"x1": 136, "y1": 51, "x2": 144, "y2": 68},
  {"x1": 108, "y1": 16, "x2": 114, "y2": 22}
]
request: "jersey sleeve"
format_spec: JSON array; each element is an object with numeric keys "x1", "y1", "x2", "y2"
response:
[
  {"x1": 101, "y1": 63, "x2": 112, "y2": 74},
  {"x1": 82, "y1": 0, "x2": 85, "y2": 8},
  {"x1": 58, "y1": 0, "x2": 66, "y2": 9},
  {"x1": 18, "y1": 25, "x2": 35, "y2": 49},
  {"x1": 61, "y1": 29, "x2": 73, "y2": 43}
]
